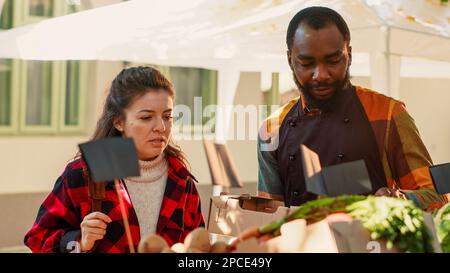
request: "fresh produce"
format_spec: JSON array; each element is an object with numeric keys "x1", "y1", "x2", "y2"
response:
[
  {"x1": 348, "y1": 196, "x2": 434, "y2": 253},
  {"x1": 138, "y1": 227, "x2": 232, "y2": 253},
  {"x1": 229, "y1": 195, "x2": 365, "y2": 248},
  {"x1": 209, "y1": 241, "x2": 229, "y2": 253},
  {"x1": 171, "y1": 242, "x2": 186, "y2": 253},
  {"x1": 138, "y1": 234, "x2": 169, "y2": 253},
  {"x1": 183, "y1": 227, "x2": 211, "y2": 253},
  {"x1": 258, "y1": 195, "x2": 366, "y2": 236},
  {"x1": 234, "y1": 195, "x2": 435, "y2": 253},
  {"x1": 161, "y1": 247, "x2": 176, "y2": 253},
  {"x1": 433, "y1": 203, "x2": 450, "y2": 253}
]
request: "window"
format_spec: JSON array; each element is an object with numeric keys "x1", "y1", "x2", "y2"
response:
[
  {"x1": 9, "y1": 0, "x2": 55, "y2": 27},
  {"x1": 59, "y1": 61, "x2": 88, "y2": 133},
  {"x1": 169, "y1": 67, "x2": 217, "y2": 126},
  {"x1": 17, "y1": 60, "x2": 88, "y2": 134},
  {"x1": 0, "y1": 59, "x2": 19, "y2": 133},
  {"x1": 0, "y1": 0, "x2": 13, "y2": 29},
  {"x1": 0, "y1": 0, "x2": 89, "y2": 135},
  {"x1": 66, "y1": 1, "x2": 80, "y2": 14},
  {"x1": 24, "y1": 61, "x2": 53, "y2": 127},
  {"x1": 28, "y1": 0, "x2": 54, "y2": 17},
  {"x1": 64, "y1": 61, "x2": 81, "y2": 126},
  {"x1": 18, "y1": 60, "x2": 58, "y2": 133},
  {"x1": 0, "y1": 60, "x2": 12, "y2": 126}
]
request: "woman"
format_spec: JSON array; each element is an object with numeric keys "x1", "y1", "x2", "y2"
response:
[{"x1": 24, "y1": 66, "x2": 205, "y2": 253}]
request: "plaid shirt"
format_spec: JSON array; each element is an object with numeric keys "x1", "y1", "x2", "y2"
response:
[
  {"x1": 258, "y1": 85, "x2": 447, "y2": 211},
  {"x1": 24, "y1": 155, "x2": 205, "y2": 253}
]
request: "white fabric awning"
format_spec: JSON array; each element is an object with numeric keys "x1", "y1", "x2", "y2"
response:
[
  {"x1": 0, "y1": 0, "x2": 448, "y2": 73},
  {"x1": 0, "y1": 0, "x2": 449, "y2": 140}
]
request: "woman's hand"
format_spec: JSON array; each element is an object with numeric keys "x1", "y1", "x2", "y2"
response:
[
  {"x1": 374, "y1": 187, "x2": 406, "y2": 199},
  {"x1": 80, "y1": 212, "x2": 112, "y2": 252}
]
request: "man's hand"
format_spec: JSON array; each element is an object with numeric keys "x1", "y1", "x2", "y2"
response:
[
  {"x1": 374, "y1": 187, "x2": 406, "y2": 199},
  {"x1": 80, "y1": 212, "x2": 112, "y2": 252}
]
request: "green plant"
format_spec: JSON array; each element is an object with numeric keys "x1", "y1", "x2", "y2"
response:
[
  {"x1": 256, "y1": 195, "x2": 435, "y2": 252},
  {"x1": 433, "y1": 203, "x2": 450, "y2": 252},
  {"x1": 348, "y1": 196, "x2": 434, "y2": 253},
  {"x1": 258, "y1": 195, "x2": 366, "y2": 236}
]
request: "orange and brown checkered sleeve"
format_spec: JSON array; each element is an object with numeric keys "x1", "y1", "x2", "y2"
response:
[{"x1": 386, "y1": 101, "x2": 447, "y2": 210}]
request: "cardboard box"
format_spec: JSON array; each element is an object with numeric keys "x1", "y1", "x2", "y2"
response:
[
  {"x1": 273, "y1": 218, "x2": 400, "y2": 253},
  {"x1": 208, "y1": 194, "x2": 442, "y2": 253},
  {"x1": 207, "y1": 194, "x2": 290, "y2": 238},
  {"x1": 234, "y1": 213, "x2": 442, "y2": 253}
]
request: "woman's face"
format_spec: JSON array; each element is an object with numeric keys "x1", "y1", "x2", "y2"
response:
[{"x1": 114, "y1": 89, "x2": 173, "y2": 161}]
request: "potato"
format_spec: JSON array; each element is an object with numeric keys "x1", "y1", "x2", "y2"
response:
[
  {"x1": 161, "y1": 247, "x2": 175, "y2": 253},
  {"x1": 185, "y1": 247, "x2": 205, "y2": 253},
  {"x1": 138, "y1": 234, "x2": 168, "y2": 253},
  {"x1": 184, "y1": 228, "x2": 211, "y2": 253},
  {"x1": 171, "y1": 243, "x2": 186, "y2": 253},
  {"x1": 209, "y1": 241, "x2": 229, "y2": 253}
]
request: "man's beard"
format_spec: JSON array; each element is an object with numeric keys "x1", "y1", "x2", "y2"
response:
[{"x1": 292, "y1": 68, "x2": 351, "y2": 110}]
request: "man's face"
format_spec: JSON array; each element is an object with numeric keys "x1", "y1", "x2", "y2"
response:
[{"x1": 287, "y1": 23, "x2": 352, "y2": 100}]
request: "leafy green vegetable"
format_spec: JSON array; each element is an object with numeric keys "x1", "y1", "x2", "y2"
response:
[
  {"x1": 257, "y1": 195, "x2": 435, "y2": 252},
  {"x1": 258, "y1": 195, "x2": 366, "y2": 236},
  {"x1": 348, "y1": 196, "x2": 434, "y2": 253},
  {"x1": 433, "y1": 203, "x2": 450, "y2": 253}
]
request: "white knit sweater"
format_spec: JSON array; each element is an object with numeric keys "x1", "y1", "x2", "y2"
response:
[{"x1": 124, "y1": 153, "x2": 168, "y2": 240}]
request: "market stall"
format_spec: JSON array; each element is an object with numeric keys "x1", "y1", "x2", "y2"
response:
[{"x1": 136, "y1": 194, "x2": 450, "y2": 253}]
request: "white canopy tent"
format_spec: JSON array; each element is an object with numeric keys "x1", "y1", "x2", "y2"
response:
[{"x1": 0, "y1": 0, "x2": 449, "y2": 142}]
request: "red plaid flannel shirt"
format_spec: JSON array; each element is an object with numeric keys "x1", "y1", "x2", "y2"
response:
[{"x1": 24, "y1": 155, "x2": 205, "y2": 253}]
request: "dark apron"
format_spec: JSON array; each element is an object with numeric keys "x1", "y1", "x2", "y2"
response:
[{"x1": 277, "y1": 86, "x2": 387, "y2": 207}]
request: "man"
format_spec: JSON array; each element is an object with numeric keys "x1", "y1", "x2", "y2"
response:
[{"x1": 257, "y1": 6, "x2": 446, "y2": 210}]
